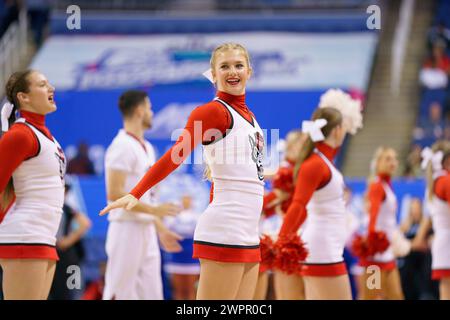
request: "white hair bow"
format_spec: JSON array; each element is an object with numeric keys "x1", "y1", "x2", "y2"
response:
[
  {"x1": 302, "y1": 119, "x2": 327, "y2": 142},
  {"x1": 1, "y1": 102, "x2": 14, "y2": 132},
  {"x1": 421, "y1": 147, "x2": 443, "y2": 171},
  {"x1": 202, "y1": 69, "x2": 214, "y2": 83}
]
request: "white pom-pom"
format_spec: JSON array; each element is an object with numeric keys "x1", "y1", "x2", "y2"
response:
[{"x1": 318, "y1": 89, "x2": 363, "y2": 135}]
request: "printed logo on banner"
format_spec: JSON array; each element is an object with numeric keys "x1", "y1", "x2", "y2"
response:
[
  {"x1": 74, "y1": 47, "x2": 298, "y2": 90},
  {"x1": 32, "y1": 33, "x2": 378, "y2": 91}
]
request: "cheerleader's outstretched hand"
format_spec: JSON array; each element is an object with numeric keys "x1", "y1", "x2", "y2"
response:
[{"x1": 99, "y1": 194, "x2": 138, "y2": 215}]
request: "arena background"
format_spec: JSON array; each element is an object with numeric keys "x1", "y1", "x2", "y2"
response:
[{"x1": 0, "y1": 0, "x2": 447, "y2": 300}]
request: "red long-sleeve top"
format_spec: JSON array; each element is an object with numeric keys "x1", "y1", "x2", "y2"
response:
[
  {"x1": 278, "y1": 142, "x2": 339, "y2": 236},
  {"x1": 435, "y1": 171, "x2": 450, "y2": 206},
  {"x1": 130, "y1": 91, "x2": 254, "y2": 199},
  {"x1": 366, "y1": 174, "x2": 391, "y2": 233}
]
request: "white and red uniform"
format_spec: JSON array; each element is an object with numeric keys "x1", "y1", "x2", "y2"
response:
[
  {"x1": 102, "y1": 129, "x2": 163, "y2": 300},
  {"x1": 129, "y1": 91, "x2": 264, "y2": 263},
  {"x1": 279, "y1": 143, "x2": 348, "y2": 276},
  {"x1": 195, "y1": 97, "x2": 264, "y2": 262},
  {"x1": 0, "y1": 111, "x2": 65, "y2": 260},
  {"x1": 429, "y1": 170, "x2": 450, "y2": 280},
  {"x1": 359, "y1": 175, "x2": 397, "y2": 270},
  {"x1": 301, "y1": 150, "x2": 347, "y2": 275}
]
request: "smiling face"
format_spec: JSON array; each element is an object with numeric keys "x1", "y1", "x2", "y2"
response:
[
  {"x1": 211, "y1": 48, "x2": 252, "y2": 96},
  {"x1": 16, "y1": 71, "x2": 56, "y2": 115}
]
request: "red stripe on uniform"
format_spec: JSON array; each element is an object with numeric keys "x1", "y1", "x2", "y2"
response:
[
  {"x1": 301, "y1": 262, "x2": 347, "y2": 277},
  {"x1": 193, "y1": 243, "x2": 260, "y2": 263},
  {"x1": 359, "y1": 259, "x2": 396, "y2": 271},
  {"x1": 0, "y1": 244, "x2": 59, "y2": 261},
  {"x1": 432, "y1": 269, "x2": 450, "y2": 280}
]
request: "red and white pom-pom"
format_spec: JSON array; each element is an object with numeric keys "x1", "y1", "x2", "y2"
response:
[
  {"x1": 318, "y1": 88, "x2": 363, "y2": 135},
  {"x1": 259, "y1": 235, "x2": 276, "y2": 273},
  {"x1": 273, "y1": 233, "x2": 308, "y2": 275},
  {"x1": 351, "y1": 231, "x2": 390, "y2": 259}
]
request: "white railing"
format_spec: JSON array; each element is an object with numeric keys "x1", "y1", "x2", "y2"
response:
[
  {"x1": 391, "y1": 0, "x2": 415, "y2": 95},
  {"x1": 0, "y1": 9, "x2": 29, "y2": 98}
]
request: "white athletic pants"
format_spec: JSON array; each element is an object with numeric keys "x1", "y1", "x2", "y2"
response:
[{"x1": 103, "y1": 220, "x2": 163, "y2": 300}]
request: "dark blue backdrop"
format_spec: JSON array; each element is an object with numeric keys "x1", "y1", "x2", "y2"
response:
[{"x1": 48, "y1": 86, "x2": 327, "y2": 151}]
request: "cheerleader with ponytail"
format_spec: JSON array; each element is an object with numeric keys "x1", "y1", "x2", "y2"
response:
[
  {"x1": 352, "y1": 147, "x2": 405, "y2": 300},
  {"x1": 275, "y1": 89, "x2": 363, "y2": 300},
  {"x1": 255, "y1": 130, "x2": 307, "y2": 300},
  {"x1": 0, "y1": 70, "x2": 66, "y2": 299}
]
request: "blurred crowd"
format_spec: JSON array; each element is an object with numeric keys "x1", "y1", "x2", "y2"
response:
[
  {"x1": 0, "y1": 0, "x2": 52, "y2": 47},
  {"x1": 406, "y1": 1, "x2": 450, "y2": 177}
]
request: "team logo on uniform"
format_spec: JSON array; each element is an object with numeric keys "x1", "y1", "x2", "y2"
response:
[
  {"x1": 249, "y1": 132, "x2": 264, "y2": 181},
  {"x1": 55, "y1": 146, "x2": 66, "y2": 184}
]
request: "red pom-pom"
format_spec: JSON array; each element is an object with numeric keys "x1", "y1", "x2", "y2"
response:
[
  {"x1": 272, "y1": 167, "x2": 294, "y2": 192},
  {"x1": 273, "y1": 233, "x2": 308, "y2": 275},
  {"x1": 367, "y1": 231, "x2": 390, "y2": 254},
  {"x1": 351, "y1": 234, "x2": 371, "y2": 258},
  {"x1": 259, "y1": 235, "x2": 276, "y2": 272},
  {"x1": 351, "y1": 231, "x2": 390, "y2": 259}
]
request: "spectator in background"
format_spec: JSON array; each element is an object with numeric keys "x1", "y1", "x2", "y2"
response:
[
  {"x1": 424, "y1": 39, "x2": 450, "y2": 73},
  {"x1": 26, "y1": 0, "x2": 52, "y2": 48},
  {"x1": 404, "y1": 145, "x2": 423, "y2": 178},
  {"x1": 49, "y1": 184, "x2": 92, "y2": 300},
  {"x1": 67, "y1": 141, "x2": 96, "y2": 175},
  {"x1": 428, "y1": 21, "x2": 450, "y2": 51},
  {"x1": 413, "y1": 102, "x2": 446, "y2": 147},
  {"x1": 404, "y1": 144, "x2": 423, "y2": 178},
  {"x1": 399, "y1": 198, "x2": 438, "y2": 299},
  {"x1": 163, "y1": 195, "x2": 200, "y2": 300},
  {"x1": 420, "y1": 40, "x2": 450, "y2": 90}
]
